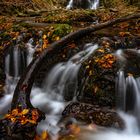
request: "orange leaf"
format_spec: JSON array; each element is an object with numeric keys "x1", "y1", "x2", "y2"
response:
[
  {"x1": 11, "y1": 109, "x2": 19, "y2": 116},
  {"x1": 69, "y1": 124, "x2": 80, "y2": 135},
  {"x1": 27, "y1": 119, "x2": 36, "y2": 124}
]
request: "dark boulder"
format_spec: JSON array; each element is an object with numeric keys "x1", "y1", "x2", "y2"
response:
[{"x1": 62, "y1": 102, "x2": 125, "y2": 129}]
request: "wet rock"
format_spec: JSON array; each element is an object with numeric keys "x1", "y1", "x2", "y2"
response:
[
  {"x1": 72, "y1": 0, "x2": 91, "y2": 9},
  {"x1": 77, "y1": 40, "x2": 117, "y2": 106},
  {"x1": 62, "y1": 102, "x2": 125, "y2": 129}
]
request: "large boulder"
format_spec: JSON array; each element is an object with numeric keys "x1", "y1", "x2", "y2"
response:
[{"x1": 62, "y1": 102, "x2": 124, "y2": 129}]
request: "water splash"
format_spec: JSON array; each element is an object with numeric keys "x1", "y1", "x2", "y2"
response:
[
  {"x1": 79, "y1": 113, "x2": 140, "y2": 140},
  {"x1": 31, "y1": 44, "x2": 98, "y2": 135}
]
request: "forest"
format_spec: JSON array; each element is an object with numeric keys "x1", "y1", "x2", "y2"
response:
[{"x1": 0, "y1": 0, "x2": 140, "y2": 140}]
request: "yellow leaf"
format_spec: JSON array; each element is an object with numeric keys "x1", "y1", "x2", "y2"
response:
[
  {"x1": 27, "y1": 119, "x2": 36, "y2": 124},
  {"x1": 98, "y1": 49, "x2": 104, "y2": 53},
  {"x1": 47, "y1": 32, "x2": 51, "y2": 37},
  {"x1": 86, "y1": 65, "x2": 90, "y2": 69},
  {"x1": 11, "y1": 109, "x2": 19, "y2": 116},
  {"x1": 89, "y1": 70, "x2": 93, "y2": 76},
  {"x1": 21, "y1": 119, "x2": 28, "y2": 125},
  {"x1": 55, "y1": 36, "x2": 60, "y2": 41},
  {"x1": 43, "y1": 35, "x2": 47, "y2": 39},
  {"x1": 11, "y1": 117, "x2": 16, "y2": 123},
  {"x1": 21, "y1": 109, "x2": 29, "y2": 115},
  {"x1": 5, "y1": 114, "x2": 11, "y2": 119},
  {"x1": 41, "y1": 131, "x2": 48, "y2": 140}
]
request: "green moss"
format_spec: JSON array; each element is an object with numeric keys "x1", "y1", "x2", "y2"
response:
[{"x1": 53, "y1": 24, "x2": 72, "y2": 36}]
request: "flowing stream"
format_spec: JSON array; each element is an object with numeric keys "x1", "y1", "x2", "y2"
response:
[
  {"x1": 1, "y1": 35, "x2": 140, "y2": 139},
  {"x1": 87, "y1": 70, "x2": 140, "y2": 140},
  {"x1": 31, "y1": 43, "x2": 98, "y2": 136},
  {"x1": 84, "y1": 49, "x2": 140, "y2": 140},
  {"x1": 0, "y1": 42, "x2": 99, "y2": 137}
]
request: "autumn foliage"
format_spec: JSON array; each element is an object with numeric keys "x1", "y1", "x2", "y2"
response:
[{"x1": 5, "y1": 108, "x2": 39, "y2": 125}]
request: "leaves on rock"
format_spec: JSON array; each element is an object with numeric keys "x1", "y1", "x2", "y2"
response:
[{"x1": 5, "y1": 108, "x2": 39, "y2": 125}]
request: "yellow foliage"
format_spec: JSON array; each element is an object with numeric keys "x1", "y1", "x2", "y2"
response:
[
  {"x1": 55, "y1": 36, "x2": 60, "y2": 41},
  {"x1": 95, "y1": 54, "x2": 116, "y2": 69},
  {"x1": 43, "y1": 34, "x2": 47, "y2": 39},
  {"x1": 41, "y1": 131, "x2": 49, "y2": 140},
  {"x1": 21, "y1": 109, "x2": 29, "y2": 115},
  {"x1": 69, "y1": 124, "x2": 81, "y2": 135},
  {"x1": 5, "y1": 108, "x2": 39, "y2": 125},
  {"x1": 34, "y1": 131, "x2": 49, "y2": 140}
]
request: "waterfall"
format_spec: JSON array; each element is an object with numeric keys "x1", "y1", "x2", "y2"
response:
[
  {"x1": 1, "y1": 47, "x2": 21, "y2": 114},
  {"x1": 116, "y1": 70, "x2": 140, "y2": 131},
  {"x1": 4, "y1": 46, "x2": 21, "y2": 94},
  {"x1": 43, "y1": 43, "x2": 98, "y2": 100},
  {"x1": 66, "y1": 0, "x2": 73, "y2": 9},
  {"x1": 116, "y1": 72, "x2": 140, "y2": 115},
  {"x1": 116, "y1": 71, "x2": 126, "y2": 111},
  {"x1": 31, "y1": 43, "x2": 98, "y2": 134},
  {"x1": 78, "y1": 72, "x2": 140, "y2": 140},
  {"x1": 26, "y1": 38, "x2": 35, "y2": 65},
  {"x1": 0, "y1": 36, "x2": 35, "y2": 115},
  {"x1": 66, "y1": 0, "x2": 100, "y2": 10},
  {"x1": 90, "y1": 0, "x2": 100, "y2": 10}
]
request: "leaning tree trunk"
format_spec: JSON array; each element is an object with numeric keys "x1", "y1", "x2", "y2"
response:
[{"x1": 0, "y1": 13, "x2": 140, "y2": 139}]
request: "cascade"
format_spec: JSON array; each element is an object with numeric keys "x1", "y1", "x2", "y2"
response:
[
  {"x1": 90, "y1": 0, "x2": 100, "y2": 10},
  {"x1": 116, "y1": 71, "x2": 140, "y2": 118},
  {"x1": 31, "y1": 43, "x2": 98, "y2": 134},
  {"x1": 78, "y1": 70, "x2": 140, "y2": 140},
  {"x1": 1, "y1": 33, "x2": 140, "y2": 139},
  {"x1": 0, "y1": 42, "x2": 98, "y2": 134},
  {"x1": 78, "y1": 50, "x2": 140, "y2": 140},
  {"x1": 66, "y1": 0, "x2": 100, "y2": 10},
  {"x1": 0, "y1": 36, "x2": 35, "y2": 115},
  {"x1": 66, "y1": 0, "x2": 73, "y2": 9}
]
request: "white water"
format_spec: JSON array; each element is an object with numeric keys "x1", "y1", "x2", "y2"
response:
[
  {"x1": 31, "y1": 44, "x2": 98, "y2": 135},
  {"x1": 66, "y1": 0, "x2": 73, "y2": 9},
  {"x1": 116, "y1": 71, "x2": 126, "y2": 111},
  {"x1": 66, "y1": 0, "x2": 99, "y2": 10},
  {"x1": 116, "y1": 71, "x2": 140, "y2": 116},
  {"x1": 1, "y1": 46, "x2": 20, "y2": 114},
  {"x1": 0, "y1": 37, "x2": 35, "y2": 115},
  {"x1": 2, "y1": 39, "x2": 140, "y2": 140},
  {"x1": 78, "y1": 112, "x2": 140, "y2": 140},
  {"x1": 78, "y1": 50, "x2": 140, "y2": 140},
  {"x1": 26, "y1": 38, "x2": 35, "y2": 65},
  {"x1": 90, "y1": 0, "x2": 100, "y2": 10}
]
